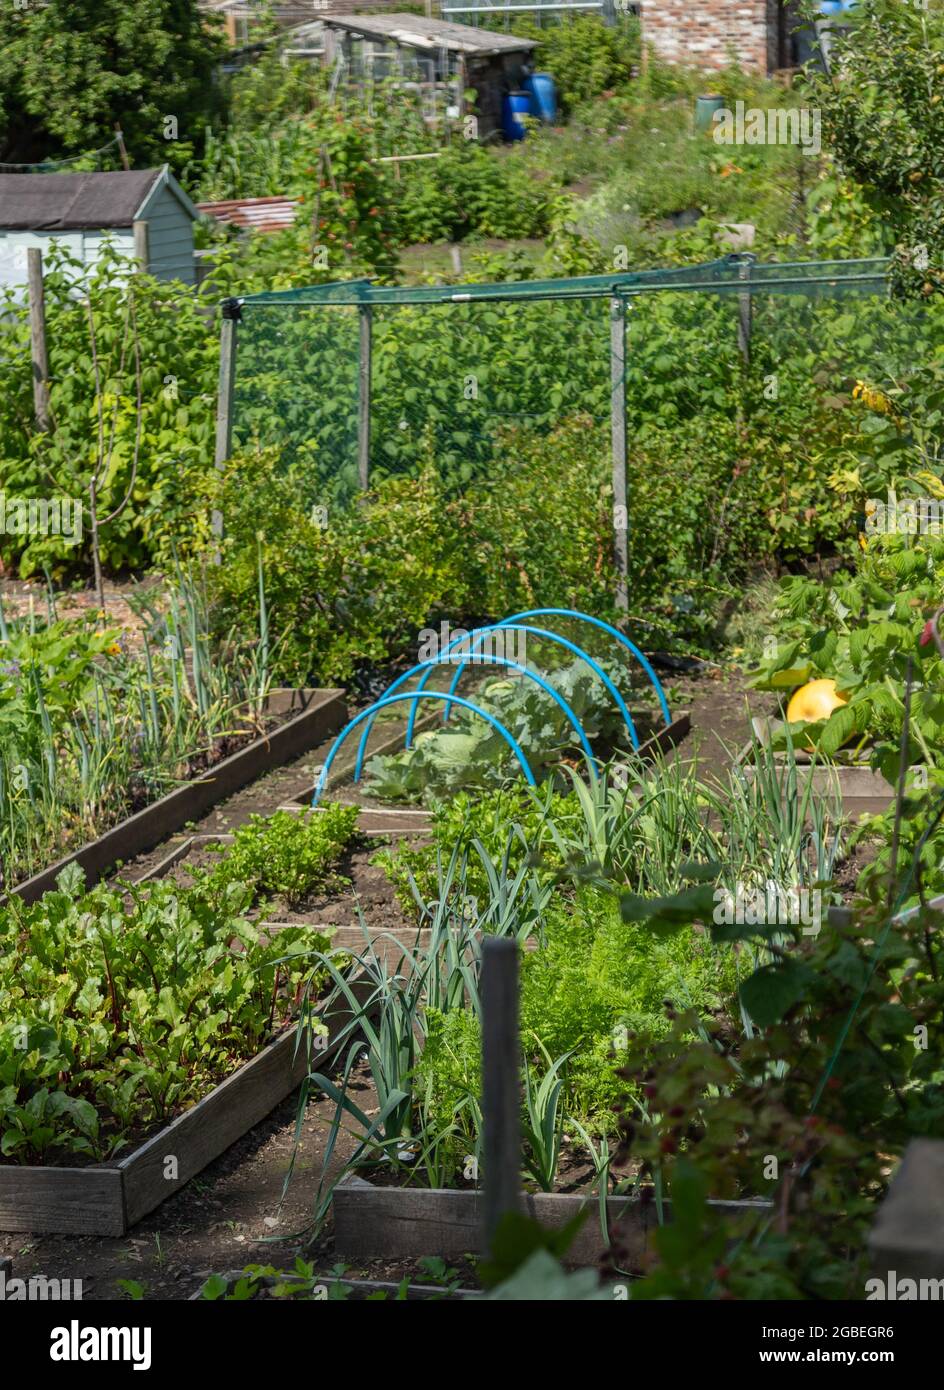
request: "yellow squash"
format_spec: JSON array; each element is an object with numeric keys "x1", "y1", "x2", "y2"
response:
[{"x1": 786, "y1": 679, "x2": 848, "y2": 725}]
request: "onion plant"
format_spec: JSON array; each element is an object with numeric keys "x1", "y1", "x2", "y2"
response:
[{"x1": 0, "y1": 554, "x2": 273, "y2": 889}]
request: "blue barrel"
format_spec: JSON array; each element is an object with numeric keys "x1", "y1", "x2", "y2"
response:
[
  {"x1": 524, "y1": 73, "x2": 557, "y2": 124},
  {"x1": 502, "y1": 91, "x2": 531, "y2": 142}
]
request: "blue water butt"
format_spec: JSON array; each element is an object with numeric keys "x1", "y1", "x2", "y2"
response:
[
  {"x1": 502, "y1": 91, "x2": 531, "y2": 142},
  {"x1": 524, "y1": 72, "x2": 557, "y2": 124}
]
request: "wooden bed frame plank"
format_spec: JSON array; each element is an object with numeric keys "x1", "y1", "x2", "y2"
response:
[
  {"x1": 0, "y1": 1167, "x2": 126, "y2": 1237},
  {"x1": 332, "y1": 1175, "x2": 771, "y2": 1268}
]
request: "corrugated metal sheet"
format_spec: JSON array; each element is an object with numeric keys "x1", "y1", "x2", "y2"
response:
[{"x1": 198, "y1": 195, "x2": 300, "y2": 233}]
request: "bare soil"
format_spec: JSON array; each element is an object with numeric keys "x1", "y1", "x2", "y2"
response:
[{"x1": 140, "y1": 837, "x2": 418, "y2": 939}]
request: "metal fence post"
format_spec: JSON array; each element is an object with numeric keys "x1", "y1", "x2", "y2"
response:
[
  {"x1": 737, "y1": 258, "x2": 753, "y2": 366},
  {"x1": 213, "y1": 298, "x2": 240, "y2": 546},
  {"x1": 481, "y1": 936, "x2": 521, "y2": 1256},
  {"x1": 610, "y1": 293, "x2": 629, "y2": 611},
  {"x1": 358, "y1": 302, "x2": 372, "y2": 492}
]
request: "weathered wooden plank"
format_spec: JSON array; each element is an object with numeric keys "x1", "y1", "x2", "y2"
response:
[
  {"x1": 332, "y1": 1177, "x2": 771, "y2": 1268},
  {"x1": 0, "y1": 1167, "x2": 125, "y2": 1237},
  {"x1": 636, "y1": 709, "x2": 691, "y2": 761},
  {"x1": 869, "y1": 1139, "x2": 944, "y2": 1284},
  {"x1": 277, "y1": 804, "x2": 434, "y2": 838},
  {"x1": 739, "y1": 756, "x2": 894, "y2": 812},
  {"x1": 189, "y1": 1267, "x2": 480, "y2": 1300},
  {"x1": 10, "y1": 688, "x2": 346, "y2": 905}
]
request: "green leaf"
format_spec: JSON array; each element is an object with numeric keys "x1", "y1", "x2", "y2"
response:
[
  {"x1": 621, "y1": 884, "x2": 718, "y2": 934},
  {"x1": 739, "y1": 962, "x2": 813, "y2": 1028}
]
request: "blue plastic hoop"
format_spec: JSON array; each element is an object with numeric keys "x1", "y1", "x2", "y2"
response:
[
  {"x1": 409, "y1": 623, "x2": 640, "y2": 751},
  {"x1": 352, "y1": 653, "x2": 598, "y2": 781},
  {"x1": 311, "y1": 692, "x2": 536, "y2": 806},
  {"x1": 500, "y1": 608, "x2": 671, "y2": 725}
]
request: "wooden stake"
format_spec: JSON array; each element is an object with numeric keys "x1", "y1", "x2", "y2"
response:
[
  {"x1": 132, "y1": 219, "x2": 149, "y2": 273},
  {"x1": 27, "y1": 248, "x2": 50, "y2": 432},
  {"x1": 114, "y1": 124, "x2": 130, "y2": 171},
  {"x1": 481, "y1": 936, "x2": 521, "y2": 1256},
  {"x1": 213, "y1": 306, "x2": 239, "y2": 545},
  {"x1": 737, "y1": 258, "x2": 753, "y2": 366}
]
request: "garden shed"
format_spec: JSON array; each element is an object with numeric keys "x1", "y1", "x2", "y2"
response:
[
  {"x1": 313, "y1": 14, "x2": 537, "y2": 136},
  {"x1": 0, "y1": 166, "x2": 199, "y2": 287}
]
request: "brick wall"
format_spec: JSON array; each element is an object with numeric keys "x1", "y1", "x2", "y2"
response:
[{"x1": 639, "y1": 1, "x2": 783, "y2": 75}]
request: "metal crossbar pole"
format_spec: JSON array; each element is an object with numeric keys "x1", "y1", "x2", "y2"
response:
[
  {"x1": 444, "y1": 3, "x2": 604, "y2": 10},
  {"x1": 242, "y1": 269, "x2": 890, "y2": 310}
]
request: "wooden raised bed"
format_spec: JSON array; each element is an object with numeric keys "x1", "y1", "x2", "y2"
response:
[
  {"x1": 189, "y1": 1267, "x2": 480, "y2": 1301},
  {"x1": 10, "y1": 687, "x2": 346, "y2": 906},
  {"x1": 0, "y1": 981, "x2": 371, "y2": 1237},
  {"x1": 332, "y1": 1174, "x2": 772, "y2": 1269},
  {"x1": 737, "y1": 719, "x2": 895, "y2": 817},
  {"x1": 741, "y1": 760, "x2": 895, "y2": 817}
]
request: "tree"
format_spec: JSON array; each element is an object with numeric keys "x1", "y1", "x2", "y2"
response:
[
  {"x1": 0, "y1": 0, "x2": 226, "y2": 168},
  {"x1": 799, "y1": 0, "x2": 944, "y2": 299}
]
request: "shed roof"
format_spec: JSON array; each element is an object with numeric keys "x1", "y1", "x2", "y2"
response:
[
  {"x1": 316, "y1": 13, "x2": 536, "y2": 54},
  {"x1": 0, "y1": 167, "x2": 198, "y2": 232}
]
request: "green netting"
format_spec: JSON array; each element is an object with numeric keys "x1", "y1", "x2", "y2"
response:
[
  {"x1": 237, "y1": 254, "x2": 890, "y2": 306},
  {"x1": 230, "y1": 255, "x2": 936, "y2": 522}
]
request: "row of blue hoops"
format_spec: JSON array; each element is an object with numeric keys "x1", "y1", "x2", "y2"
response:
[{"x1": 311, "y1": 608, "x2": 671, "y2": 805}]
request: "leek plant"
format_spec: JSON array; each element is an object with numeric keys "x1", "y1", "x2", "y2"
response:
[
  {"x1": 0, "y1": 554, "x2": 274, "y2": 889},
  {"x1": 292, "y1": 835, "x2": 558, "y2": 1221},
  {"x1": 522, "y1": 1039, "x2": 574, "y2": 1193}
]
